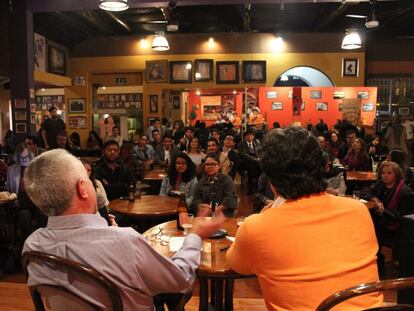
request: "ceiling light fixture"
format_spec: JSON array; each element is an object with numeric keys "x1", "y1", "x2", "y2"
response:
[
  {"x1": 99, "y1": 0, "x2": 129, "y2": 11},
  {"x1": 341, "y1": 29, "x2": 361, "y2": 50},
  {"x1": 152, "y1": 31, "x2": 170, "y2": 51}
]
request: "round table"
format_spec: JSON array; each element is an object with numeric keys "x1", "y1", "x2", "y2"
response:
[{"x1": 144, "y1": 218, "x2": 252, "y2": 311}]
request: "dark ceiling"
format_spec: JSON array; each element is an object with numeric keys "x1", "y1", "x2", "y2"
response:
[{"x1": 30, "y1": 0, "x2": 414, "y2": 48}]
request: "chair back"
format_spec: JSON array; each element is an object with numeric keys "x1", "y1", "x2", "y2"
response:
[
  {"x1": 22, "y1": 251, "x2": 123, "y2": 311},
  {"x1": 316, "y1": 277, "x2": 414, "y2": 311}
]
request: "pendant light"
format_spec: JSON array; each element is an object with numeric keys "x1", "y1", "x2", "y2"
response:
[
  {"x1": 341, "y1": 29, "x2": 362, "y2": 50},
  {"x1": 152, "y1": 32, "x2": 170, "y2": 51},
  {"x1": 99, "y1": 0, "x2": 129, "y2": 12}
]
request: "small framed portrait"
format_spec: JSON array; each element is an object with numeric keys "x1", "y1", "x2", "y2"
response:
[
  {"x1": 194, "y1": 59, "x2": 213, "y2": 82},
  {"x1": 14, "y1": 98, "x2": 26, "y2": 109},
  {"x1": 310, "y1": 90, "x2": 322, "y2": 99},
  {"x1": 15, "y1": 111, "x2": 27, "y2": 121},
  {"x1": 242, "y1": 61, "x2": 266, "y2": 83},
  {"x1": 169, "y1": 61, "x2": 192, "y2": 83},
  {"x1": 342, "y1": 58, "x2": 359, "y2": 77},
  {"x1": 362, "y1": 103, "x2": 375, "y2": 112},
  {"x1": 271, "y1": 102, "x2": 283, "y2": 110},
  {"x1": 146, "y1": 60, "x2": 168, "y2": 83},
  {"x1": 216, "y1": 61, "x2": 239, "y2": 84},
  {"x1": 333, "y1": 91, "x2": 345, "y2": 99},
  {"x1": 149, "y1": 95, "x2": 158, "y2": 113},
  {"x1": 357, "y1": 91, "x2": 369, "y2": 99},
  {"x1": 68, "y1": 98, "x2": 85, "y2": 113},
  {"x1": 15, "y1": 123, "x2": 27, "y2": 134},
  {"x1": 398, "y1": 106, "x2": 410, "y2": 117},
  {"x1": 172, "y1": 95, "x2": 180, "y2": 109},
  {"x1": 30, "y1": 103, "x2": 36, "y2": 113},
  {"x1": 266, "y1": 91, "x2": 277, "y2": 99},
  {"x1": 316, "y1": 102, "x2": 328, "y2": 111},
  {"x1": 48, "y1": 46, "x2": 66, "y2": 75},
  {"x1": 30, "y1": 114, "x2": 36, "y2": 124}
]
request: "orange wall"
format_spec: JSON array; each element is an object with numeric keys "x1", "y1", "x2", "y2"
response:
[{"x1": 258, "y1": 87, "x2": 294, "y2": 127}]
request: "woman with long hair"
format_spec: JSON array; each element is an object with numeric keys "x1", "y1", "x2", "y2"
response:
[
  {"x1": 326, "y1": 131, "x2": 344, "y2": 160},
  {"x1": 159, "y1": 151, "x2": 198, "y2": 207},
  {"x1": 171, "y1": 120, "x2": 184, "y2": 145},
  {"x1": 185, "y1": 137, "x2": 205, "y2": 166},
  {"x1": 342, "y1": 137, "x2": 371, "y2": 171},
  {"x1": 81, "y1": 160, "x2": 109, "y2": 211}
]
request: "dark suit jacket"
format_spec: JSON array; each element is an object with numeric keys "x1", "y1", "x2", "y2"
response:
[
  {"x1": 154, "y1": 145, "x2": 179, "y2": 167},
  {"x1": 238, "y1": 139, "x2": 261, "y2": 161}
]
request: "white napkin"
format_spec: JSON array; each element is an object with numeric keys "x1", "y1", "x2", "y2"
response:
[{"x1": 169, "y1": 237, "x2": 185, "y2": 252}]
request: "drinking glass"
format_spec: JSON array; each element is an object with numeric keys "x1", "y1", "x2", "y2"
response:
[{"x1": 182, "y1": 214, "x2": 194, "y2": 236}]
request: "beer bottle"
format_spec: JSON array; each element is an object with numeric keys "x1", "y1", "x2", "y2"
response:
[{"x1": 176, "y1": 192, "x2": 188, "y2": 231}]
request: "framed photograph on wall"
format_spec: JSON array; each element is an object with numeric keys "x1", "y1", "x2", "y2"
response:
[
  {"x1": 216, "y1": 61, "x2": 239, "y2": 84},
  {"x1": 342, "y1": 58, "x2": 359, "y2": 77},
  {"x1": 169, "y1": 61, "x2": 192, "y2": 83},
  {"x1": 69, "y1": 116, "x2": 87, "y2": 129},
  {"x1": 194, "y1": 59, "x2": 213, "y2": 82},
  {"x1": 266, "y1": 91, "x2": 277, "y2": 99},
  {"x1": 15, "y1": 123, "x2": 27, "y2": 134},
  {"x1": 68, "y1": 98, "x2": 85, "y2": 113},
  {"x1": 48, "y1": 46, "x2": 66, "y2": 75},
  {"x1": 362, "y1": 103, "x2": 374, "y2": 112},
  {"x1": 271, "y1": 102, "x2": 283, "y2": 110},
  {"x1": 30, "y1": 115, "x2": 36, "y2": 124},
  {"x1": 172, "y1": 95, "x2": 180, "y2": 109},
  {"x1": 316, "y1": 102, "x2": 328, "y2": 111},
  {"x1": 357, "y1": 91, "x2": 369, "y2": 99},
  {"x1": 242, "y1": 61, "x2": 266, "y2": 83},
  {"x1": 310, "y1": 90, "x2": 322, "y2": 99},
  {"x1": 398, "y1": 106, "x2": 410, "y2": 117},
  {"x1": 333, "y1": 91, "x2": 345, "y2": 99},
  {"x1": 149, "y1": 95, "x2": 158, "y2": 113},
  {"x1": 146, "y1": 60, "x2": 168, "y2": 83},
  {"x1": 14, "y1": 98, "x2": 26, "y2": 109},
  {"x1": 15, "y1": 111, "x2": 27, "y2": 121}
]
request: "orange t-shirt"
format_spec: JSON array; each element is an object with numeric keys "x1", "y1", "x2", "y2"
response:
[{"x1": 226, "y1": 193, "x2": 383, "y2": 311}]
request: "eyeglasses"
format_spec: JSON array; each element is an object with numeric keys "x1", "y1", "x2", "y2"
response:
[
  {"x1": 175, "y1": 162, "x2": 187, "y2": 166},
  {"x1": 204, "y1": 162, "x2": 218, "y2": 167}
]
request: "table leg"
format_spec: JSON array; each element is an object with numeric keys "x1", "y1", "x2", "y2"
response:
[
  {"x1": 225, "y1": 279, "x2": 234, "y2": 311},
  {"x1": 198, "y1": 277, "x2": 209, "y2": 311},
  {"x1": 214, "y1": 279, "x2": 224, "y2": 311},
  {"x1": 210, "y1": 279, "x2": 216, "y2": 305}
]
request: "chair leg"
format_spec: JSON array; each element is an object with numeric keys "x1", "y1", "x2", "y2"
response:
[
  {"x1": 214, "y1": 279, "x2": 224, "y2": 311},
  {"x1": 198, "y1": 277, "x2": 208, "y2": 311},
  {"x1": 225, "y1": 279, "x2": 234, "y2": 311}
]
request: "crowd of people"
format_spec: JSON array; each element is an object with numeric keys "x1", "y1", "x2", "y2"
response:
[{"x1": 1, "y1": 108, "x2": 414, "y2": 310}]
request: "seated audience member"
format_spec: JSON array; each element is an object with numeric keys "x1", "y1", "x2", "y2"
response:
[
  {"x1": 25, "y1": 136, "x2": 45, "y2": 157},
  {"x1": 186, "y1": 137, "x2": 205, "y2": 166},
  {"x1": 231, "y1": 112, "x2": 242, "y2": 132},
  {"x1": 179, "y1": 127, "x2": 195, "y2": 152},
  {"x1": 131, "y1": 134, "x2": 154, "y2": 179},
  {"x1": 154, "y1": 134, "x2": 179, "y2": 168},
  {"x1": 323, "y1": 152, "x2": 346, "y2": 196},
  {"x1": 171, "y1": 120, "x2": 185, "y2": 145},
  {"x1": 387, "y1": 149, "x2": 414, "y2": 180},
  {"x1": 326, "y1": 131, "x2": 344, "y2": 160},
  {"x1": 206, "y1": 138, "x2": 219, "y2": 155},
  {"x1": 317, "y1": 135, "x2": 328, "y2": 150},
  {"x1": 367, "y1": 135, "x2": 388, "y2": 162},
  {"x1": 82, "y1": 160, "x2": 109, "y2": 212},
  {"x1": 105, "y1": 126, "x2": 123, "y2": 147},
  {"x1": 367, "y1": 161, "x2": 414, "y2": 274},
  {"x1": 147, "y1": 119, "x2": 163, "y2": 143},
  {"x1": 218, "y1": 134, "x2": 239, "y2": 179},
  {"x1": 342, "y1": 137, "x2": 372, "y2": 171},
  {"x1": 70, "y1": 132, "x2": 81, "y2": 150},
  {"x1": 272, "y1": 121, "x2": 280, "y2": 129},
  {"x1": 256, "y1": 173, "x2": 275, "y2": 212},
  {"x1": 190, "y1": 153, "x2": 237, "y2": 217},
  {"x1": 6, "y1": 143, "x2": 47, "y2": 250},
  {"x1": 159, "y1": 152, "x2": 198, "y2": 207},
  {"x1": 226, "y1": 126, "x2": 383, "y2": 311},
  {"x1": 194, "y1": 121, "x2": 209, "y2": 150},
  {"x1": 22, "y1": 149, "x2": 225, "y2": 311},
  {"x1": 95, "y1": 140, "x2": 133, "y2": 201},
  {"x1": 238, "y1": 129, "x2": 262, "y2": 194},
  {"x1": 314, "y1": 118, "x2": 329, "y2": 137},
  {"x1": 88, "y1": 130, "x2": 104, "y2": 149},
  {"x1": 248, "y1": 109, "x2": 264, "y2": 130},
  {"x1": 210, "y1": 129, "x2": 222, "y2": 146},
  {"x1": 56, "y1": 131, "x2": 72, "y2": 152},
  {"x1": 338, "y1": 129, "x2": 358, "y2": 160},
  {"x1": 151, "y1": 129, "x2": 162, "y2": 151}
]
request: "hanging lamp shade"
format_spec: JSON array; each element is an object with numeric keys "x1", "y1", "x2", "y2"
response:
[
  {"x1": 341, "y1": 29, "x2": 362, "y2": 50},
  {"x1": 99, "y1": 0, "x2": 129, "y2": 11},
  {"x1": 152, "y1": 32, "x2": 170, "y2": 51}
]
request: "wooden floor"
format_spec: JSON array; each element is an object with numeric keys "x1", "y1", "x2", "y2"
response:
[{"x1": 0, "y1": 176, "x2": 397, "y2": 310}]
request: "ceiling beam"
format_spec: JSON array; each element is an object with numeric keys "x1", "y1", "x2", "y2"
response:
[{"x1": 26, "y1": 0, "x2": 399, "y2": 13}]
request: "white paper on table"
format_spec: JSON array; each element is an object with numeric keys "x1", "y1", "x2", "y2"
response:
[
  {"x1": 226, "y1": 236, "x2": 235, "y2": 243},
  {"x1": 169, "y1": 237, "x2": 185, "y2": 252}
]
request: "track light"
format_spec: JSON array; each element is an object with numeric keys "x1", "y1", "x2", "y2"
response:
[
  {"x1": 99, "y1": 0, "x2": 129, "y2": 12},
  {"x1": 152, "y1": 32, "x2": 170, "y2": 51},
  {"x1": 341, "y1": 29, "x2": 362, "y2": 50}
]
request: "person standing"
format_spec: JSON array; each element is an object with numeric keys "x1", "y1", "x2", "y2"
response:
[{"x1": 41, "y1": 106, "x2": 66, "y2": 150}]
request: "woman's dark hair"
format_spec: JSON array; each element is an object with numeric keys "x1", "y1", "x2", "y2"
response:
[
  {"x1": 70, "y1": 132, "x2": 81, "y2": 147},
  {"x1": 388, "y1": 149, "x2": 407, "y2": 170},
  {"x1": 173, "y1": 120, "x2": 184, "y2": 129},
  {"x1": 353, "y1": 137, "x2": 367, "y2": 156},
  {"x1": 168, "y1": 152, "x2": 196, "y2": 187},
  {"x1": 80, "y1": 160, "x2": 98, "y2": 189},
  {"x1": 261, "y1": 126, "x2": 327, "y2": 199},
  {"x1": 188, "y1": 137, "x2": 201, "y2": 153},
  {"x1": 89, "y1": 131, "x2": 103, "y2": 148},
  {"x1": 205, "y1": 152, "x2": 220, "y2": 164}
]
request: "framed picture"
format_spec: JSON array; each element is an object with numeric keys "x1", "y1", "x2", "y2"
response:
[
  {"x1": 271, "y1": 102, "x2": 283, "y2": 110},
  {"x1": 342, "y1": 58, "x2": 359, "y2": 77},
  {"x1": 69, "y1": 116, "x2": 87, "y2": 129},
  {"x1": 15, "y1": 111, "x2": 27, "y2": 121},
  {"x1": 172, "y1": 95, "x2": 180, "y2": 109},
  {"x1": 216, "y1": 61, "x2": 239, "y2": 84},
  {"x1": 266, "y1": 91, "x2": 277, "y2": 99},
  {"x1": 362, "y1": 103, "x2": 374, "y2": 112},
  {"x1": 242, "y1": 61, "x2": 266, "y2": 83},
  {"x1": 398, "y1": 107, "x2": 410, "y2": 117},
  {"x1": 169, "y1": 61, "x2": 192, "y2": 83},
  {"x1": 15, "y1": 123, "x2": 27, "y2": 134},
  {"x1": 310, "y1": 90, "x2": 322, "y2": 99},
  {"x1": 316, "y1": 102, "x2": 328, "y2": 111},
  {"x1": 194, "y1": 59, "x2": 213, "y2": 82},
  {"x1": 333, "y1": 91, "x2": 345, "y2": 99},
  {"x1": 357, "y1": 91, "x2": 369, "y2": 99},
  {"x1": 14, "y1": 98, "x2": 26, "y2": 109},
  {"x1": 68, "y1": 98, "x2": 85, "y2": 113},
  {"x1": 201, "y1": 96, "x2": 222, "y2": 120},
  {"x1": 149, "y1": 95, "x2": 158, "y2": 113},
  {"x1": 30, "y1": 115, "x2": 36, "y2": 124},
  {"x1": 146, "y1": 60, "x2": 168, "y2": 83},
  {"x1": 30, "y1": 103, "x2": 36, "y2": 113},
  {"x1": 48, "y1": 46, "x2": 66, "y2": 75}
]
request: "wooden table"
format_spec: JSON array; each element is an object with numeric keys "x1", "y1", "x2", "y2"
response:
[
  {"x1": 79, "y1": 156, "x2": 101, "y2": 163},
  {"x1": 144, "y1": 218, "x2": 251, "y2": 311},
  {"x1": 345, "y1": 171, "x2": 377, "y2": 182},
  {"x1": 143, "y1": 170, "x2": 166, "y2": 194}
]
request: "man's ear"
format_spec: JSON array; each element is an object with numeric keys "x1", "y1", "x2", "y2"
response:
[{"x1": 77, "y1": 179, "x2": 89, "y2": 199}]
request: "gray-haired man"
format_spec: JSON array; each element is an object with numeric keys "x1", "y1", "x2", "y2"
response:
[{"x1": 22, "y1": 149, "x2": 224, "y2": 310}]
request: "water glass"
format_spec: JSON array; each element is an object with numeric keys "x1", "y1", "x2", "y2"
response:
[{"x1": 182, "y1": 214, "x2": 194, "y2": 236}]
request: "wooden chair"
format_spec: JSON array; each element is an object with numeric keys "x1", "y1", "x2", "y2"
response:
[
  {"x1": 22, "y1": 251, "x2": 123, "y2": 311},
  {"x1": 316, "y1": 277, "x2": 414, "y2": 311}
]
